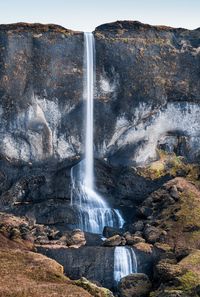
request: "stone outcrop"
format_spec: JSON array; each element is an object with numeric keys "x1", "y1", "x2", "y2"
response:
[{"x1": 118, "y1": 273, "x2": 152, "y2": 297}]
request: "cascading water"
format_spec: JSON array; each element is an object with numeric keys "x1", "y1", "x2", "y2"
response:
[
  {"x1": 70, "y1": 32, "x2": 124, "y2": 234},
  {"x1": 114, "y1": 246, "x2": 137, "y2": 284}
]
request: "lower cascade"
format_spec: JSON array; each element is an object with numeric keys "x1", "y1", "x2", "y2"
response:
[
  {"x1": 114, "y1": 246, "x2": 138, "y2": 284},
  {"x1": 70, "y1": 32, "x2": 124, "y2": 234},
  {"x1": 70, "y1": 161, "x2": 124, "y2": 234}
]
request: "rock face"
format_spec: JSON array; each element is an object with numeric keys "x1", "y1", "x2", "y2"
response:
[
  {"x1": 95, "y1": 21, "x2": 200, "y2": 166},
  {"x1": 37, "y1": 246, "x2": 115, "y2": 288},
  {"x1": 37, "y1": 245, "x2": 158, "y2": 289},
  {"x1": 0, "y1": 23, "x2": 84, "y2": 162},
  {"x1": 0, "y1": 21, "x2": 199, "y2": 228},
  {"x1": 0, "y1": 20, "x2": 200, "y2": 294}
]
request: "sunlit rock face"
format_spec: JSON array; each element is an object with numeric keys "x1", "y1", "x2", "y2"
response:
[
  {"x1": 94, "y1": 21, "x2": 200, "y2": 165},
  {"x1": 0, "y1": 22, "x2": 199, "y2": 166},
  {"x1": 0, "y1": 24, "x2": 84, "y2": 163}
]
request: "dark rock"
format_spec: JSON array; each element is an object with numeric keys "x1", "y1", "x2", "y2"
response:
[
  {"x1": 118, "y1": 273, "x2": 152, "y2": 297},
  {"x1": 175, "y1": 248, "x2": 190, "y2": 261},
  {"x1": 143, "y1": 225, "x2": 162, "y2": 244},
  {"x1": 138, "y1": 206, "x2": 153, "y2": 219},
  {"x1": 85, "y1": 232, "x2": 104, "y2": 246},
  {"x1": 129, "y1": 221, "x2": 144, "y2": 233},
  {"x1": 37, "y1": 246, "x2": 115, "y2": 288},
  {"x1": 103, "y1": 226, "x2": 123, "y2": 238},
  {"x1": 9, "y1": 227, "x2": 21, "y2": 239}
]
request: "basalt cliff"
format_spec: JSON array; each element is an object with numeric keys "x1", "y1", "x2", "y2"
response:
[{"x1": 0, "y1": 21, "x2": 200, "y2": 297}]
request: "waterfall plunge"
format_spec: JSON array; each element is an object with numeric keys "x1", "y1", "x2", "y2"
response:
[
  {"x1": 70, "y1": 32, "x2": 124, "y2": 234},
  {"x1": 114, "y1": 246, "x2": 137, "y2": 284}
]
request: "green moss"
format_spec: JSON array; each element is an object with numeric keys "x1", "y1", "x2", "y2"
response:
[
  {"x1": 137, "y1": 150, "x2": 199, "y2": 181},
  {"x1": 178, "y1": 271, "x2": 200, "y2": 291}
]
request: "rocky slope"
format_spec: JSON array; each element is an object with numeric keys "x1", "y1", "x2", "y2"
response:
[{"x1": 0, "y1": 214, "x2": 114, "y2": 297}]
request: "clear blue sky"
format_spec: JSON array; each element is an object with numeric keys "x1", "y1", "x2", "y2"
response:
[{"x1": 0, "y1": 0, "x2": 199, "y2": 31}]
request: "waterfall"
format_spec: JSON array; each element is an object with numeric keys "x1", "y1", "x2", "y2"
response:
[
  {"x1": 70, "y1": 32, "x2": 124, "y2": 234},
  {"x1": 114, "y1": 246, "x2": 137, "y2": 284}
]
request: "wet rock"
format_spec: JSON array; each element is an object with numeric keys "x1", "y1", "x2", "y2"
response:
[{"x1": 118, "y1": 273, "x2": 152, "y2": 297}]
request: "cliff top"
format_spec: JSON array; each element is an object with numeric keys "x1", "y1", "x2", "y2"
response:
[
  {"x1": 0, "y1": 22, "x2": 81, "y2": 34},
  {"x1": 0, "y1": 21, "x2": 199, "y2": 35},
  {"x1": 95, "y1": 20, "x2": 200, "y2": 33}
]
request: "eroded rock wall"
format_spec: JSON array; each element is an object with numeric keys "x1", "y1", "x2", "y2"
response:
[{"x1": 0, "y1": 21, "x2": 199, "y2": 229}]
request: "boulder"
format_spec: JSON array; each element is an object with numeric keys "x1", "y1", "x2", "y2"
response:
[
  {"x1": 133, "y1": 242, "x2": 153, "y2": 254},
  {"x1": 129, "y1": 221, "x2": 144, "y2": 233},
  {"x1": 143, "y1": 225, "x2": 163, "y2": 244},
  {"x1": 103, "y1": 226, "x2": 123, "y2": 238},
  {"x1": 124, "y1": 232, "x2": 145, "y2": 245},
  {"x1": 75, "y1": 277, "x2": 114, "y2": 297},
  {"x1": 65, "y1": 229, "x2": 86, "y2": 247},
  {"x1": 154, "y1": 259, "x2": 184, "y2": 282},
  {"x1": 138, "y1": 206, "x2": 153, "y2": 219},
  {"x1": 118, "y1": 273, "x2": 152, "y2": 297},
  {"x1": 103, "y1": 235, "x2": 122, "y2": 246}
]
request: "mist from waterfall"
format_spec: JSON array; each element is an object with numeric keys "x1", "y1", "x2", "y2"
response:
[
  {"x1": 114, "y1": 246, "x2": 137, "y2": 284},
  {"x1": 70, "y1": 32, "x2": 124, "y2": 234}
]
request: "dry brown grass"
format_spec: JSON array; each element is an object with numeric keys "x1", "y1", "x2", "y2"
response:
[{"x1": 0, "y1": 235, "x2": 92, "y2": 297}]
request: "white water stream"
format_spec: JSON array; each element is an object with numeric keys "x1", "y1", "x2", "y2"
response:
[
  {"x1": 70, "y1": 32, "x2": 137, "y2": 284},
  {"x1": 70, "y1": 32, "x2": 124, "y2": 234},
  {"x1": 114, "y1": 246, "x2": 137, "y2": 284}
]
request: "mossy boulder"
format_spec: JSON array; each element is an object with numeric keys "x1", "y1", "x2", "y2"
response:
[
  {"x1": 139, "y1": 177, "x2": 200, "y2": 251},
  {"x1": 178, "y1": 250, "x2": 200, "y2": 291},
  {"x1": 154, "y1": 259, "x2": 184, "y2": 282},
  {"x1": 118, "y1": 273, "x2": 152, "y2": 297},
  {"x1": 74, "y1": 277, "x2": 114, "y2": 297},
  {"x1": 151, "y1": 250, "x2": 200, "y2": 297}
]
